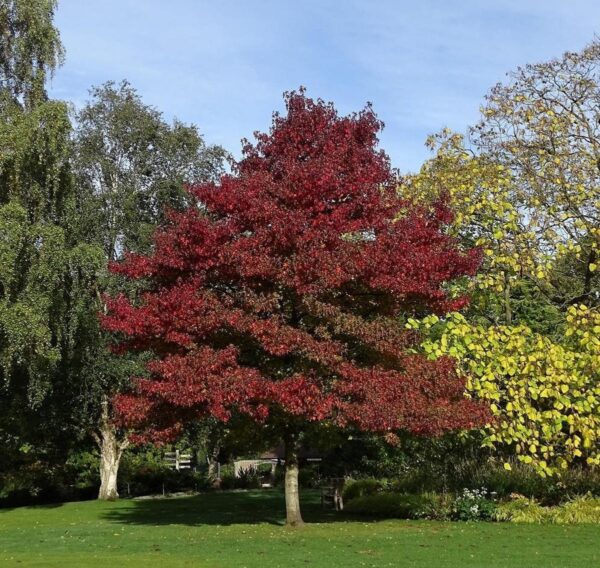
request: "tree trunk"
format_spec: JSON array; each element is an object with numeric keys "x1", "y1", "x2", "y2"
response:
[
  {"x1": 284, "y1": 437, "x2": 304, "y2": 527},
  {"x1": 207, "y1": 443, "x2": 221, "y2": 487},
  {"x1": 94, "y1": 397, "x2": 128, "y2": 501}
]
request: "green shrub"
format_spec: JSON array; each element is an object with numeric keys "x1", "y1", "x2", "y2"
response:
[
  {"x1": 344, "y1": 492, "x2": 450, "y2": 520},
  {"x1": 493, "y1": 497, "x2": 549, "y2": 523},
  {"x1": 298, "y1": 464, "x2": 321, "y2": 488},
  {"x1": 343, "y1": 478, "x2": 387, "y2": 502},
  {"x1": 466, "y1": 462, "x2": 545, "y2": 499},
  {"x1": 389, "y1": 471, "x2": 432, "y2": 494},
  {"x1": 219, "y1": 464, "x2": 236, "y2": 490},
  {"x1": 556, "y1": 469, "x2": 600, "y2": 500},
  {"x1": 64, "y1": 450, "x2": 100, "y2": 489},
  {"x1": 415, "y1": 491, "x2": 453, "y2": 520},
  {"x1": 550, "y1": 495, "x2": 600, "y2": 524},
  {"x1": 256, "y1": 462, "x2": 273, "y2": 476},
  {"x1": 1, "y1": 448, "x2": 104, "y2": 507},
  {"x1": 218, "y1": 464, "x2": 262, "y2": 490},
  {"x1": 455, "y1": 462, "x2": 600, "y2": 505},
  {"x1": 235, "y1": 468, "x2": 262, "y2": 489}
]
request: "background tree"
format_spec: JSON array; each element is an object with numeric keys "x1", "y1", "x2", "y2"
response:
[
  {"x1": 0, "y1": 0, "x2": 64, "y2": 108},
  {"x1": 0, "y1": 1, "x2": 228, "y2": 502},
  {"x1": 410, "y1": 309, "x2": 600, "y2": 476},
  {"x1": 103, "y1": 91, "x2": 489, "y2": 526},
  {"x1": 74, "y1": 80, "x2": 227, "y2": 259},
  {"x1": 72, "y1": 80, "x2": 227, "y2": 500},
  {"x1": 405, "y1": 130, "x2": 561, "y2": 333},
  {"x1": 0, "y1": 1, "x2": 107, "y2": 489},
  {"x1": 472, "y1": 39, "x2": 600, "y2": 309},
  {"x1": 404, "y1": 41, "x2": 600, "y2": 478},
  {"x1": 407, "y1": 36, "x2": 600, "y2": 321}
]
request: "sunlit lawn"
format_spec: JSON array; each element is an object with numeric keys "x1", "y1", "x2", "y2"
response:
[{"x1": 1, "y1": 490, "x2": 599, "y2": 567}]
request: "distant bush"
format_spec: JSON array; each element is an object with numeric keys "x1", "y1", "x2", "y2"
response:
[
  {"x1": 340, "y1": 487, "x2": 600, "y2": 524},
  {"x1": 118, "y1": 447, "x2": 211, "y2": 496},
  {"x1": 218, "y1": 464, "x2": 262, "y2": 490},
  {"x1": 345, "y1": 492, "x2": 451, "y2": 520},
  {"x1": 467, "y1": 464, "x2": 600, "y2": 505},
  {"x1": 298, "y1": 464, "x2": 322, "y2": 488},
  {"x1": 419, "y1": 491, "x2": 453, "y2": 520},
  {"x1": 553, "y1": 469, "x2": 600, "y2": 501},
  {"x1": 218, "y1": 464, "x2": 236, "y2": 490},
  {"x1": 343, "y1": 478, "x2": 387, "y2": 502},
  {"x1": 0, "y1": 451, "x2": 101, "y2": 507},
  {"x1": 388, "y1": 459, "x2": 600, "y2": 505},
  {"x1": 261, "y1": 463, "x2": 320, "y2": 488},
  {"x1": 236, "y1": 468, "x2": 262, "y2": 489}
]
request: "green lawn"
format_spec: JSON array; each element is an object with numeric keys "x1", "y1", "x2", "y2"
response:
[{"x1": 1, "y1": 490, "x2": 598, "y2": 567}]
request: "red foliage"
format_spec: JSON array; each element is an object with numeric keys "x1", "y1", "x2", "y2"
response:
[{"x1": 103, "y1": 90, "x2": 489, "y2": 442}]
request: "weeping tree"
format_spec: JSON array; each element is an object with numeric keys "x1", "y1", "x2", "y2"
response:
[
  {"x1": 72, "y1": 80, "x2": 227, "y2": 500},
  {"x1": 0, "y1": 0, "x2": 64, "y2": 108},
  {"x1": 0, "y1": 3, "x2": 107, "y2": 482},
  {"x1": 0, "y1": 0, "x2": 113, "y2": 502},
  {"x1": 1, "y1": 0, "x2": 71, "y2": 472}
]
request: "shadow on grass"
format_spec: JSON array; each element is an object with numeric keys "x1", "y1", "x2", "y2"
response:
[
  {"x1": 102, "y1": 489, "x2": 353, "y2": 526},
  {"x1": 0, "y1": 501, "x2": 66, "y2": 513}
]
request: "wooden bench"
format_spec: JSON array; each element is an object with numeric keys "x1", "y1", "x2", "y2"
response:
[{"x1": 320, "y1": 477, "x2": 345, "y2": 511}]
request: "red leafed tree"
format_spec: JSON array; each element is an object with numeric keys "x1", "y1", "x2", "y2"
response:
[{"x1": 103, "y1": 90, "x2": 490, "y2": 526}]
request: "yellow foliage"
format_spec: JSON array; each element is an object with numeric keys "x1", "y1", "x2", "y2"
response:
[
  {"x1": 403, "y1": 130, "x2": 599, "y2": 296},
  {"x1": 402, "y1": 130, "x2": 540, "y2": 294},
  {"x1": 408, "y1": 309, "x2": 600, "y2": 476}
]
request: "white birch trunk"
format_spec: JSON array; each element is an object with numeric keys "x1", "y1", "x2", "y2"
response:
[{"x1": 94, "y1": 397, "x2": 129, "y2": 501}]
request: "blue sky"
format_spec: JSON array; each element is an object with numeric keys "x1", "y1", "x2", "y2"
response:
[{"x1": 50, "y1": 0, "x2": 600, "y2": 172}]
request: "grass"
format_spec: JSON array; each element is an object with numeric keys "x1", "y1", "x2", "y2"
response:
[{"x1": 1, "y1": 490, "x2": 599, "y2": 567}]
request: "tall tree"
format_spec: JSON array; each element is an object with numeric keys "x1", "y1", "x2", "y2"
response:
[
  {"x1": 104, "y1": 91, "x2": 489, "y2": 525},
  {"x1": 72, "y1": 81, "x2": 227, "y2": 500},
  {"x1": 0, "y1": 0, "x2": 64, "y2": 108},
  {"x1": 472, "y1": 40, "x2": 600, "y2": 309},
  {"x1": 404, "y1": 41, "x2": 600, "y2": 477},
  {"x1": 405, "y1": 130, "x2": 563, "y2": 334},
  {"x1": 0, "y1": 1, "x2": 107, "y2": 483},
  {"x1": 74, "y1": 80, "x2": 227, "y2": 260}
]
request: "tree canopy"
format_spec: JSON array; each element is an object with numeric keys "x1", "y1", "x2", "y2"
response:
[
  {"x1": 103, "y1": 91, "x2": 489, "y2": 524},
  {"x1": 0, "y1": 0, "x2": 64, "y2": 107}
]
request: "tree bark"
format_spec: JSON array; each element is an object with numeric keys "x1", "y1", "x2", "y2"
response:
[
  {"x1": 284, "y1": 437, "x2": 304, "y2": 527},
  {"x1": 94, "y1": 397, "x2": 129, "y2": 501},
  {"x1": 207, "y1": 443, "x2": 221, "y2": 487}
]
